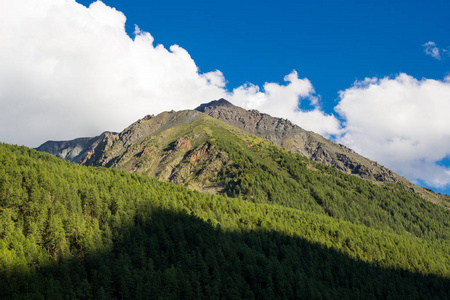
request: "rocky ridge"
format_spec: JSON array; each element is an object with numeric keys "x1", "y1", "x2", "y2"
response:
[
  {"x1": 195, "y1": 99, "x2": 449, "y2": 205},
  {"x1": 196, "y1": 99, "x2": 399, "y2": 182},
  {"x1": 37, "y1": 132, "x2": 118, "y2": 164}
]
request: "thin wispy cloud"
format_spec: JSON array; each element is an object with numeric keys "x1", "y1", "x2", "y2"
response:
[
  {"x1": 423, "y1": 41, "x2": 449, "y2": 60},
  {"x1": 423, "y1": 41, "x2": 441, "y2": 59}
]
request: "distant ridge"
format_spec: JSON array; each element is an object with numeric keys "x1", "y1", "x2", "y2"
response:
[
  {"x1": 37, "y1": 131, "x2": 118, "y2": 164},
  {"x1": 195, "y1": 98, "x2": 234, "y2": 111}
]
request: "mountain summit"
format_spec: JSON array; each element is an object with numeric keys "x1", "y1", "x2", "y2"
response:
[
  {"x1": 196, "y1": 99, "x2": 397, "y2": 182},
  {"x1": 37, "y1": 99, "x2": 449, "y2": 207}
]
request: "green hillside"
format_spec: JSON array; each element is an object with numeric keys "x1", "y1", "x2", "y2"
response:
[
  {"x1": 1, "y1": 143, "x2": 449, "y2": 299},
  {"x1": 56, "y1": 111, "x2": 449, "y2": 242}
]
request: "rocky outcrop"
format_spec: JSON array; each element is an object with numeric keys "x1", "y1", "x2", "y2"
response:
[{"x1": 36, "y1": 131, "x2": 118, "y2": 164}]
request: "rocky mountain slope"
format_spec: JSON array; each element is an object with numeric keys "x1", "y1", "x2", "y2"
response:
[
  {"x1": 36, "y1": 131, "x2": 117, "y2": 164},
  {"x1": 37, "y1": 100, "x2": 449, "y2": 207},
  {"x1": 38, "y1": 110, "x2": 234, "y2": 193},
  {"x1": 197, "y1": 99, "x2": 398, "y2": 182},
  {"x1": 196, "y1": 99, "x2": 449, "y2": 205}
]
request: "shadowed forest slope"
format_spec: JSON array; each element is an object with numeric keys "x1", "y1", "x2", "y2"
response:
[{"x1": 3, "y1": 209, "x2": 450, "y2": 300}]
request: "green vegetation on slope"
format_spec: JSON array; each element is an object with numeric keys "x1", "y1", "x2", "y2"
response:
[
  {"x1": 209, "y1": 129, "x2": 450, "y2": 242},
  {"x1": 1, "y1": 143, "x2": 449, "y2": 299},
  {"x1": 119, "y1": 114, "x2": 449, "y2": 242},
  {"x1": 73, "y1": 112, "x2": 450, "y2": 243}
]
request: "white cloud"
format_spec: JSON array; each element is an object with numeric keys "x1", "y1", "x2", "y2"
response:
[
  {"x1": 228, "y1": 71, "x2": 342, "y2": 137},
  {"x1": 336, "y1": 73, "x2": 450, "y2": 188},
  {"x1": 0, "y1": 0, "x2": 229, "y2": 146},
  {"x1": 423, "y1": 41, "x2": 450, "y2": 60},
  {"x1": 0, "y1": 0, "x2": 339, "y2": 147}
]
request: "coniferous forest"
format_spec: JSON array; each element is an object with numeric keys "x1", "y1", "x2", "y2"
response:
[{"x1": 1, "y1": 143, "x2": 449, "y2": 299}]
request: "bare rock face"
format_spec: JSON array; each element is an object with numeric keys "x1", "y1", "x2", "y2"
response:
[{"x1": 196, "y1": 99, "x2": 401, "y2": 184}]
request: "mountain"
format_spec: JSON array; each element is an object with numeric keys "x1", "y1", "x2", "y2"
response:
[
  {"x1": 37, "y1": 99, "x2": 450, "y2": 207},
  {"x1": 196, "y1": 99, "x2": 396, "y2": 182},
  {"x1": 196, "y1": 99, "x2": 450, "y2": 204},
  {"x1": 4, "y1": 99, "x2": 449, "y2": 299},
  {"x1": 1, "y1": 143, "x2": 449, "y2": 299},
  {"x1": 6, "y1": 102, "x2": 450, "y2": 299},
  {"x1": 34, "y1": 105, "x2": 450, "y2": 243}
]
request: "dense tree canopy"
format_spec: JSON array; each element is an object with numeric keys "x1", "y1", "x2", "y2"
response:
[
  {"x1": 0, "y1": 143, "x2": 449, "y2": 299},
  {"x1": 211, "y1": 130, "x2": 450, "y2": 242}
]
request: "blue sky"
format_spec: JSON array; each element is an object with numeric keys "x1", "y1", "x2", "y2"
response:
[
  {"x1": 76, "y1": 0, "x2": 450, "y2": 113},
  {"x1": 1, "y1": 0, "x2": 450, "y2": 194}
]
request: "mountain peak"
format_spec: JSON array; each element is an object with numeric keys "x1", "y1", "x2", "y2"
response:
[
  {"x1": 36, "y1": 101, "x2": 449, "y2": 206},
  {"x1": 194, "y1": 99, "x2": 413, "y2": 187},
  {"x1": 195, "y1": 98, "x2": 234, "y2": 112}
]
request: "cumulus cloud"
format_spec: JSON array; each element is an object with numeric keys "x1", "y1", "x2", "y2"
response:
[
  {"x1": 336, "y1": 74, "x2": 450, "y2": 188},
  {"x1": 229, "y1": 71, "x2": 342, "y2": 137},
  {"x1": 0, "y1": 0, "x2": 228, "y2": 146},
  {"x1": 0, "y1": 0, "x2": 339, "y2": 147}
]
